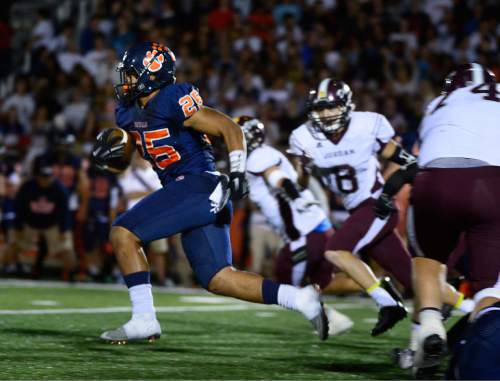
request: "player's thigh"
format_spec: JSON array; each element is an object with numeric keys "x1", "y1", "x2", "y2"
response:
[
  {"x1": 274, "y1": 243, "x2": 293, "y2": 284},
  {"x1": 465, "y1": 224, "x2": 500, "y2": 293},
  {"x1": 113, "y1": 174, "x2": 223, "y2": 244},
  {"x1": 325, "y1": 198, "x2": 397, "y2": 254},
  {"x1": 365, "y1": 230, "x2": 412, "y2": 289},
  {"x1": 180, "y1": 222, "x2": 233, "y2": 289}
]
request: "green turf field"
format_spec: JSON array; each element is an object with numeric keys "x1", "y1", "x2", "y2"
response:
[{"x1": 0, "y1": 281, "x2": 454, "y2": 380}]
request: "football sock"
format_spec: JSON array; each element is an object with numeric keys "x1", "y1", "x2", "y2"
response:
[
  {"x1": 419, "y1": 307, "x2": 444, "y2": 337},
  {"x1": 261, "y1": 278, "x2": 280, "y2": 304},
  {"x1": 454, "y1": 292, "x2": 475, "y2": 313},
  {"x1": 124, "y1": 271, "x2": 156, "y2": 317},
  {"x1": 277, "y1": 284, "x2": 301, "y2": 311},
  {"x1": 366, "y1": 281, "x2": 397, "y2": 307},
  {"x1": 410, "y1": 320, "x2": 420, "y2": 351}
]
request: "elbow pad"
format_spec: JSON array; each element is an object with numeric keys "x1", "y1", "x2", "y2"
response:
[{"x1": 389, "y1": 145, "x2": 417, "y2": 168}]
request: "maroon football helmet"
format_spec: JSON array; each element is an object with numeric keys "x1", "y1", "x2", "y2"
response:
[
  {"x1": 234, "y1": 116, "x2": 265, "y2": 152},
  {"x1": 442, "y1": 63, "x2": 496, "y2": 95},
  {"x1": 307, "y1": 78, "x2": 355, "y2": 136}
]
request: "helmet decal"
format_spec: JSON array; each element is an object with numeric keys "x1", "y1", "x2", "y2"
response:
[
  {"x1": 143, "y1": 50, "x2": 165, "y2": 72},
  {"x1": 115, "y1": 42, "x2": 177, "y2": 104}
]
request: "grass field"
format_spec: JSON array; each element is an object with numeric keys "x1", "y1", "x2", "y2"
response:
[{"x1": 0, "y1": 280, "x2": 454, "y2": 380}]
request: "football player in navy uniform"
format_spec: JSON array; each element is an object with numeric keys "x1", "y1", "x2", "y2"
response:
[{"x1": 92, "y1": 42, "x2": 328, "y2": 343}]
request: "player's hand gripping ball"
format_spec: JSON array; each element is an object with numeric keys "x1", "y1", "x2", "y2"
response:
[{"x1": 92, "y1": 127, "x2": 136, "y2": 173}]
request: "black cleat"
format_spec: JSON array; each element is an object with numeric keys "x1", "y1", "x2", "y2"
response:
[
  {"x1": 371, "y1": 277, "x2": 408, "y2": 336},
  {"x1": 372, "y1": 305, "x2": 408, "y2": 336},
  {"x1": 413, "y1": 334, "x2": 446, "y2": 379},
  {"x1": 380, "y1": 276, "x2": 405, "y2": 304}
]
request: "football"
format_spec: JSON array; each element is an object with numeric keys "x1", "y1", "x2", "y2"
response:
[{"x1": 94, "y1": 127, "x2": 136, "y2": 173}]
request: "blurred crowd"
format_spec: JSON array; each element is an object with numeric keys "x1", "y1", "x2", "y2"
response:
[{"x1": 0, "y1": 0, "x2": 499, "y2": 285}]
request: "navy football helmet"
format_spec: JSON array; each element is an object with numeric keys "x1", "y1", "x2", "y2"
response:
[
  {"x1": 307, "y1": 78, "x2": 355, "y2": 136},
  {"x1": 234, "y1": 116, "x2": 265, "y2": 152},
  {"x1": 442, "y1": 63, "x2": 495, "y2": 95},
  {"x1": 115, "y1": 42, "x2": 176, "y2": 104}
]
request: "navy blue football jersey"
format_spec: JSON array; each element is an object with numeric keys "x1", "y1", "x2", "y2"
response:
[{"x1": 115, "y1": 83, "x2": 216, "y2": 185}]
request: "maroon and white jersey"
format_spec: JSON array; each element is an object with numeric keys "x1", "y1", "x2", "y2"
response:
[
  {"x1": 247, "y1": 144, "x2": 327, "y2": 240},
  {"x1": 419, "y1": 84, "x2": 500, "y2": 167},
  {"x1": 289, "y1": 112, "x2": 394, "y2": 210}
]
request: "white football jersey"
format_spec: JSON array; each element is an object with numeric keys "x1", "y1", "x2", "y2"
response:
[
  {"x1": 419, "y1": 84, "x2": 500, "y2": 167},
  {"x1": 247, "y1": 144, "x2": 327, "y2": 240},
  {"x1": 289, "y1": 112, "x2": 394, "y2": 210}
]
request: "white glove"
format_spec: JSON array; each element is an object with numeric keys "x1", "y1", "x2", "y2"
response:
[{"x1": 292, "y1": 197, "x2": 320, "y2": 214}]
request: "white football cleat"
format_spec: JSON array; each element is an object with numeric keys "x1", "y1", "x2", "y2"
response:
[
  {"x1": 412, "y1": 321, "x2": 447, "y2": 379},
  {"x1": 325, "y1": 305, "x2": 354, "y2": 336},
  {"x1": 295, "y1": 285, "x2": 329, "y2": 340},
  {"x1": 100, "y1": 313, "x2": 161, "y2": 344}
]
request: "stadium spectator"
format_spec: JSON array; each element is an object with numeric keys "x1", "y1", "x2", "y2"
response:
[{"x1": 0, "y1": 156, "x2": 76, "y2": 278}]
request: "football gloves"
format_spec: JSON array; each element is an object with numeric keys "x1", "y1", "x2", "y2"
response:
[
  {"x1": 292, "y1": 197, "x2": 321, "y2": 214},
  {"x1": 374, "y1": 193, "x2": 397, "y2": 219},
  {"x1": 229, "y1": 172, "x2": 249, "y2": 201},
  {"x1": 91, "y1": 132, "x2": 126, "y2": 170}
]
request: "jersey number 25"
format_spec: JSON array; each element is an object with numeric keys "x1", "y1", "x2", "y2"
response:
[{"x1": 131, "y1": 129, "x2": 181, "y2": 170}]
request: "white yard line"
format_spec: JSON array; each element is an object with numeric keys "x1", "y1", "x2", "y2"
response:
[
  {"x1": 0, "y1": 304, "x2": 274, "y2": 315},
  {"x1": 0, "y1": 279, "x2": 206, "y2": 294}
]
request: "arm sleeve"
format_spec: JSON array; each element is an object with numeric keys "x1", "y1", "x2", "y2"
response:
[
  {"x1": 373, "y1": 114, "x2": 395, "y2": 154},
  {"x1": 380, "y1": 162, "x2": 419, "y2": 197}
]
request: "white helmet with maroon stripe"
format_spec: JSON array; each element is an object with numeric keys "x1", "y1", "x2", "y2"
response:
[
  {"x1": 442, "y1": 63, "x2": 496, "y2": 95},
  {"x1": 307, "y1": 78, "x2": 355, "y2": 136}
]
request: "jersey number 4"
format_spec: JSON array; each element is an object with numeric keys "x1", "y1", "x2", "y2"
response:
[
  {"x1": 131, "y1": 129, "x2": 181, "y2": 170},
  {"x1": 431, "y1": 83, "x2": 500, "y2": 114}
]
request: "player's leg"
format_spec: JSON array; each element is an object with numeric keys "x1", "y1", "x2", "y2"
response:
[
  {"x1": 303, "y1": 229, "x2": 355, "y2": 335},
  {"x1": 101, "y1": 225, "x2": 160, "y2": 342},
  {"x1": 407, "y1": 170, "x2": 464, "y2": 377},
  {"x1": 323, "y1": 201, "x2": 407, "y2": 335},
  {"x1": 181, "y1": 222, "x2": 329, "y2": 340},
  {"x1": 100, "y1": 174, "x2": 241, "y2": 342}
]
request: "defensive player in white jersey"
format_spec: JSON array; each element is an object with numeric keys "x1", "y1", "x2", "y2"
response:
[
  {"x1": 289, "y1": 79, "x2": 473, "y2": 340},
  {"x1": 288, "y1": 78, "x2": 419, "y2": 336},
  {"x1": 375, "y1": 63, "x2": 500, "y2": 377},
  {"x1": 235, "y1": 116, "x2": 354, "y2": 336}
]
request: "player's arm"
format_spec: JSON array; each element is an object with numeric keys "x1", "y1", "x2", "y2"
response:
[
  {"x1": 262, "y1": 165, "x2": 318, "y2": 213},
  {"x1": 184, "y1": 106, "x2": 248, "y2": 200},
  {"x1": 374, "y1": 140, "x2": 418, "y2": 219},
  {"x1": 287, "y1": 132, "x2": 312, "y2": 189}
]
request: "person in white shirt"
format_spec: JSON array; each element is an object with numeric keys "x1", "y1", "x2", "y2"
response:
[{"x1": 236, "y1": 116, "x2": 354, "y2": 336}]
